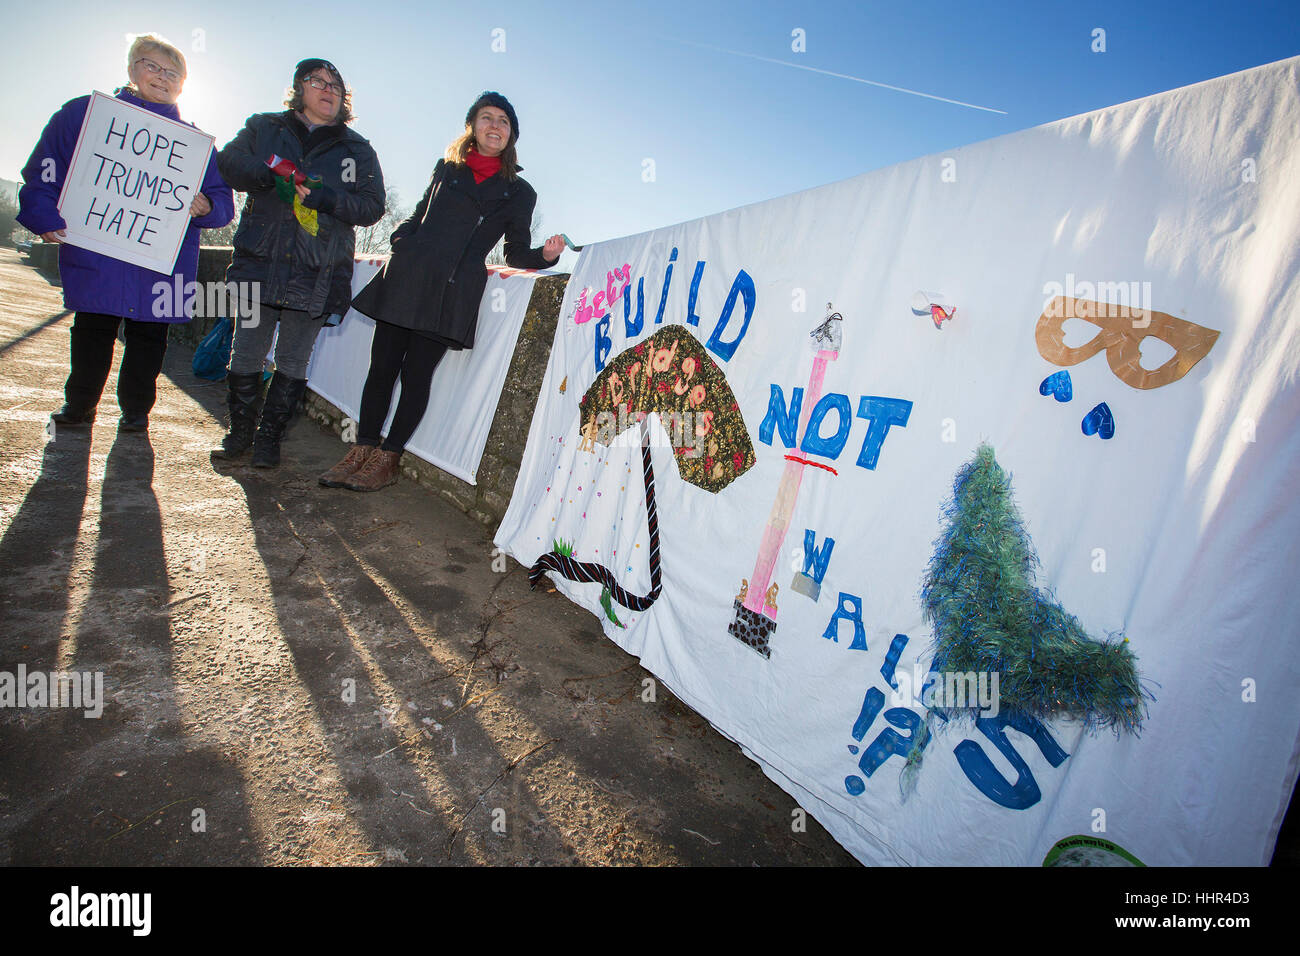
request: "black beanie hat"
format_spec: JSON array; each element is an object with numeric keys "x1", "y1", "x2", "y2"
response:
[
  {"x1": 294, "y1": 58, "x2": 344, "y2": 90},
  {"x1": 465, "y1": 91, "x2": 519, "y2": 143}
]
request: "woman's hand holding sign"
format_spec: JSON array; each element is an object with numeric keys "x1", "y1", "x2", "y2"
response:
[{"x1": 189, "y1": 191, "x2": 212, "y2": 218}]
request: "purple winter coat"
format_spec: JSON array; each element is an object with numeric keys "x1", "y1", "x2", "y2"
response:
[{"x1": 17, "y1": 88, "x2": 234, "y2": 323}]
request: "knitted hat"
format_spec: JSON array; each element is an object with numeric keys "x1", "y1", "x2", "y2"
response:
[
  {"x1": 294, "y1": 58, "x2": 344, "y2": 91},
  {"x1": 465, "y1": 91, "x2": 519, "y2": 143}
]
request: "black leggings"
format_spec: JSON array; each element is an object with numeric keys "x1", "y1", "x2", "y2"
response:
[
  {"x1": 66, "y1": 312, "x2": 169, "y2": 416},
  {"x1": 357, "y1": 320, "x2": 449, "y2": 453}
]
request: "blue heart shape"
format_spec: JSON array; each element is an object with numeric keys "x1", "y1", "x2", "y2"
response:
[
  {"x1": 1082, "y1": 402, "x2": 1116, "y2": 439},
  {"x1": 1039, "y1": 371, "x2": 1073, "y2": 402}
]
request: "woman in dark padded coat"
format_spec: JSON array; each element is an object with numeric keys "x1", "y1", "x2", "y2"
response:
[
  {"x1": 215, "y1": 58, "x2": 385, "y2": 468},
  {"x1": 320, "y1": 91, "x2": 563, "y2": 492}
]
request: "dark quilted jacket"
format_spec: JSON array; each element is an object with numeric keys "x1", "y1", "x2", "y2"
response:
[{"x1": 218, "y1": 110, "x2": 384, "y2": 316}]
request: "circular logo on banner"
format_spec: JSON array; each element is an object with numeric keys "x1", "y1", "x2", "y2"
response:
[{"x1": 1042, "y1": 835, "x2": 1145, "y2": 867}]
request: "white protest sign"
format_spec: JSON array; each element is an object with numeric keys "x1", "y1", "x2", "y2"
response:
[{"x1": 56, "y1": 91, "x2": 214, "y2": 274}]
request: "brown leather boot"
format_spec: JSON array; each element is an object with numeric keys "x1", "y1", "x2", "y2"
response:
[
  {"x1": 318, "y1": 444, "x2": 375, "y2": 487},
  {"x1": 344, "y1": 449, "x2": 402, "y2": 492}
]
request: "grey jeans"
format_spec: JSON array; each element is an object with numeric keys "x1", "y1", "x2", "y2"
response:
[{"x1": 229, "y1": 306, "x2": 326, "y2": 379}]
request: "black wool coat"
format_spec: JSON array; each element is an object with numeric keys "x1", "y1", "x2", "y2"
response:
[
  {"x1": 351, "y1": 158, "x2": 556, "y2": 350},
  {"x1": 219, "y1": 111, "x2": 385, "y2": 317}
]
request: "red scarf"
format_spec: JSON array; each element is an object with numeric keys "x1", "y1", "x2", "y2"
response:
[{"x1": 464, "y1": 147, "x2": 502, "y2": 184}]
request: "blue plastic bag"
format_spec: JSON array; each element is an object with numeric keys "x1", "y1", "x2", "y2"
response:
[{"x1": 192, "y1": 317, "x2": 234, "y2": 380}]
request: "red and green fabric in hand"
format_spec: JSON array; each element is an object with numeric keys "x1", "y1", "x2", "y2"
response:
[
  {"x1": 265, "y1": 155, "x2": 323, "y2": 234},
  {"x1": 273, "y1": 174, "x2": 297, "y2": 203},
  {"x1": 266, "y1": 154, "x2": 305, "y2": 184}
]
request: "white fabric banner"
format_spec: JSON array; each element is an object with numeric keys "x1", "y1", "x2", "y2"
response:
[
  {"x1": 495, "y1": 57, "x2": 1300, "y2": 866},
  {"x1": 305, "y1": 260, "x2": 554, "y2": 484}
]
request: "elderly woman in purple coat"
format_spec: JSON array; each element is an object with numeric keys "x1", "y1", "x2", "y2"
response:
[{"x1": 18, "y1": 33, "x2": 233, "y2": 433}]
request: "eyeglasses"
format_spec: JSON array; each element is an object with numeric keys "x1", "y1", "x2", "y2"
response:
[
  {"x1": 305, "y1": 75, "x2": 344, "y2": 95},
  {"x1": 135, "y1": 58, "x2": 182, "y2": 83}
]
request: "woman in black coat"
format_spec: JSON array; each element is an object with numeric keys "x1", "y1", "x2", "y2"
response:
[{"x1": 320, "y1": 91, "x2": 563, "y2": 491}]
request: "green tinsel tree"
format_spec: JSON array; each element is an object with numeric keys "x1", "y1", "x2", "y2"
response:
[{"x1": 920, "y1": 443, "x2": 1146, "y2": 733}]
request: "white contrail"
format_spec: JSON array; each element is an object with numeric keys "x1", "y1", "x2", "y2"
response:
[{"x1": 672, "y1": 38, "x2": 1008, "y2": 115}]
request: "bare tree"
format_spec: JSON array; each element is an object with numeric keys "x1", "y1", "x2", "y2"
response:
[
  {"x1": 355, "y1": 188, "x2": 409, "y2": 257},
  {"x1": 0, "y1": 189, "x2": 20, "y2": 248},
  {"x1": 201, "y1": 192, "x2": 245, "y2": 246}
]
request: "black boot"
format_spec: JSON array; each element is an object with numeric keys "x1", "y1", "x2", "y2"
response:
[
  {"x1": 51, "y1": 405, "x2": 97, "y2": 426},
  {"x1": 214, "y1": 371, "x2": 264, "y2": 459},
  {"x1": 251, "y1": 372, "x2": 308, "y2": 468}
]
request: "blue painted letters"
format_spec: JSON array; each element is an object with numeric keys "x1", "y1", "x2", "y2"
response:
[
  {"x1": 800, "y1": 393, "x2": 853, "y2": 458},
  {"x1": 653, "y1": 247, "x2": 678, "y2": 326},
  {"x1": 623, "y1": 275, "x2": 645, "y2": 338},
  {"x1": 801, "y1": 529, "x2": 835, "y2": 584},
  {"x1": 685, "y1": 261, "x2": 706, "y2": 327},
  {"x1": 705, "y1": 269, "x2": 756, "y2": 362},
  {"x1": 854, "y1": 396, "x2": 913, "y2": 470},
  {"x1": 759, "y1": 385, "x2": 803, "y2": 448},
  {"x1": 594, "y1": 314, "x2": 613, "y2": 372},
  {"x1": 823, "y1": 592, "x2": 868, "y2": 651},
  {"x1": 954, "y1": 711, "x2": 1069, "y2": 810}
]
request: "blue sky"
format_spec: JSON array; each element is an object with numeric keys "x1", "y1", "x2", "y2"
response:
[{"x1": 4, "y1": 0, "x2": 1297, "y2": 268}]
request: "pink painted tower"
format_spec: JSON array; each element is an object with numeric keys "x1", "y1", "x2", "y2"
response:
[{"x1": 729, "y1": 304, "x2": 843, "y2": 658}]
